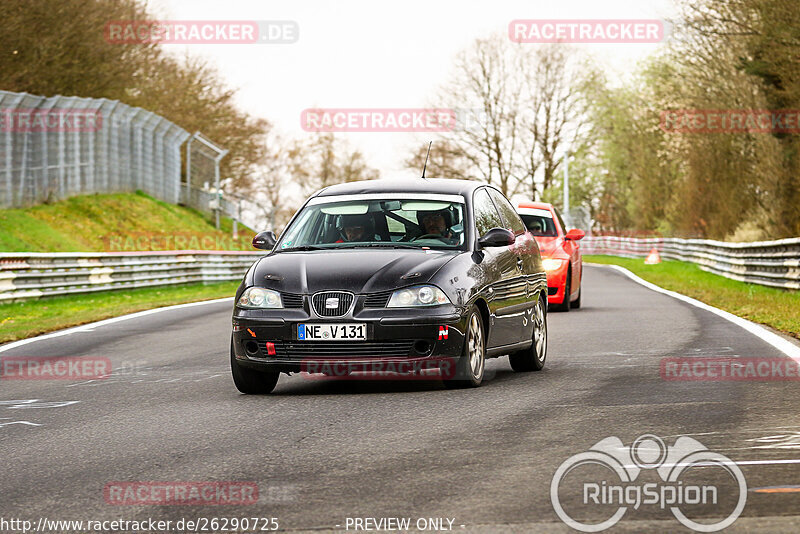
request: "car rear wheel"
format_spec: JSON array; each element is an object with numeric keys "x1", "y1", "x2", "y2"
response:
[
  {"x1": 552, "y1": 270, "x2": 571, "y2": 312},
  {"x1": 444, "y1": 307, "x2": 485, "y2": 388},
  {"x1": 230, "y1": 338, "x2": 280, "y2": 394},
  {"x1": 509, "y1": 296, "x2": 547, "y2": 371}
]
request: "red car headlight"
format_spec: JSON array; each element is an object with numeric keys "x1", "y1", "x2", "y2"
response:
[{"x1": 542, "y1": 258, "x2": 568, "y2": 272}]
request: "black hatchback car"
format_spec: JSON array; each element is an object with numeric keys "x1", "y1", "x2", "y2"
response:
[{"x1": 231, "y1": 178, "x2": 548, "y2": 393}]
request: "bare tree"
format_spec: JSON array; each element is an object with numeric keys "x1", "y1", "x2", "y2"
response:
[
  {"x1": 291, "y1": 133, "x2": 380, "y2": 195},
  {"x1": 407, "y1": 34, "x2": 592, "y2": 200},
  {"x1": 521, "y1": 44, "x2": 593, "y2": 199},
  {"x1": 404, "y1": 139, "x2": 474, "y2": 179},
  {"x1": 434, "y1": 34, "x2": 527, "y2": 196}
]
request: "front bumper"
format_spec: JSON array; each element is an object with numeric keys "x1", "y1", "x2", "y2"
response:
[
  {"x1": 232, "y1": 307, "x2": 466, "y2": 373},
  {"x1": 545, "y1": 260, "x2": 569, "y2": 305}
]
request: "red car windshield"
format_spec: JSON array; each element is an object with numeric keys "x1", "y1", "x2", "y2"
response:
[{"x1": 520, "y1": 214, "x2": 558, "y2": 237}]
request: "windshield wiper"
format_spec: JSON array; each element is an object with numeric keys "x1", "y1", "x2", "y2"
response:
[
  {"x1": 345, "y1": 243, "x2": 423, "y2": 249},
  {"x1": 276, "y1": 245, "x2": 328, "y2": 252}
]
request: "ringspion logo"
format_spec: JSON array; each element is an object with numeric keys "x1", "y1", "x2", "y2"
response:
[{"x1": 551, "y1": 434, "x2": 746, "y2": 531}]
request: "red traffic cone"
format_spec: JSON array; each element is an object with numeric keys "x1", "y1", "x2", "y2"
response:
[{"x1": 645, "y1": 248, "x2": 661, "y2": 264}]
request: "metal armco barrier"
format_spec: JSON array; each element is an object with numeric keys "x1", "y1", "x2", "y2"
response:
[
  {"x1": 583, "y1": 236, "x2": 800, "y2": 290},
  {"x1": 0, "y1": 251, "x2": 263, "y2": 301}
]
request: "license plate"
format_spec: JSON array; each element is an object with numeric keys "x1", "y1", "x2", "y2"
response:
[{"x1": 297, "y1": 323, "x2": 367, "y2": 341}]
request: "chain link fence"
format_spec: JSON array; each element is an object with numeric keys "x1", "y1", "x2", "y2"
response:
[
  {"x1": 0, "y1": 90, "x2": 191, "y2": 208},
  {"x1": 0, "y1": 89, "x2": 240, "y2": 230}
]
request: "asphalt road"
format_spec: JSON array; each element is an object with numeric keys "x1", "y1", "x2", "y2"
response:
[{"x1": 2, "y1": 264, "x2": 800, "y2": 533}]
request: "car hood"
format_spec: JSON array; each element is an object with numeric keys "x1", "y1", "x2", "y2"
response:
[
  {"x1": 533, "y1": 236, "x2": 565, "y2": 258},
  {"x1": 253, "y1": 249, "x2": 460, "y2": 294}
]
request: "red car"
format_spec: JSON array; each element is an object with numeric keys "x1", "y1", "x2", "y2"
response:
[{"x1": 517, "y1": 202, "x2": 585, "y2": 311}]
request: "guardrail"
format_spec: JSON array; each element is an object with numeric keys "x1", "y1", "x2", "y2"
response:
[
  {"x1": 0, "y1": 251, "x2": 263, "y2": 301},
  {"x1": 582, "y1": 236, "x2": 800, "y2": 290}
]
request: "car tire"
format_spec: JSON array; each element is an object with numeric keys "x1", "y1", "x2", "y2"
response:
[
  {"x1": 552, "y1": 270, "x2": 571, "y2": 312},
  {"x1": 509, "y1": 295, "x2": 548, "y2": 372},
  {"x1": 230, "y1": 339, "x2": 280, "y2": 394},
  {"x1": 572, "y1": 282, "x2": 582, "y2": 309},
  {"x1": 443, "y1": 307, "x2": 485, "y2": 388}
]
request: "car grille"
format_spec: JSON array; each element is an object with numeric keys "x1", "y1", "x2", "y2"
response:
[
  {"x1": 281, "y1": 292, "x2": 304, "y2": 308},
  {"x1": 311, "y1": 291, "x2": 353, "y2": 317},
  {"x1": 363, "y1": 290, "x2": 393, "y2": 308},
  {"x1": 259, "y1": 340, "x2": 415, "y2": 359}
]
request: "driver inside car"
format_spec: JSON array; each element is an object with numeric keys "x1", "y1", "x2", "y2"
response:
[
  {"x1": 528, "y1": 219, "x2": 545, "y2": 236},
  {"x1": 416, "y1": 209, "x2": 458, "y2": 243}
]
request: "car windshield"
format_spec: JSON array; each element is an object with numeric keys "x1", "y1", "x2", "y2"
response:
[
  {"x1": 520, "y1": 213, "x2": 558, "y2": 237},
  {"x1": 276, "y1": 195, "x2": 467, "y2": 251}
]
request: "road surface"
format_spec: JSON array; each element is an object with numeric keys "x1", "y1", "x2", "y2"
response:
[{"x1": 2, "y1": 265, "x2": 800, "y2": 532}]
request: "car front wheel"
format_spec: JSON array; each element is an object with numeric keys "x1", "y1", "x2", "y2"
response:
[
  {"x1": 230, "y1": 338, "x2": 280, "y2": 394},
  {"x1": 444, "y1": 307, "x2": 485, "y2": 388},
  {"x1": 509, "y1": 296, "x2": 547, "y2": 372}
]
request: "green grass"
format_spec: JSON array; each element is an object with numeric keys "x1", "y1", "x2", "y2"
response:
[
  {"x1": 0, "y1": 281, "x2": 239, "y2": 343},
  {"x1": 0, "y1": 192, "x2": 257, "y2": 342},
  {"x1": 0, "y1": 191, "x2": 254, "y2": 252},
  {"x1": 585, "y1": 255, "x2": 800, "y2": 339}
]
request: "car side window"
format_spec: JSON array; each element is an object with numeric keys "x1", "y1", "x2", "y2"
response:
[
  {"x1": 488, "y1": 189, "x2": 526, "y2": 236},
  {"x1": 473, "y1": 188, "x2": 504, "y2": 237}
]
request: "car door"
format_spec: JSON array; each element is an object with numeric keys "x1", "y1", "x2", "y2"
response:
[
  {"x1": 488, "y1": 189, "x2": 533, "y2": 345},
  {"x1": 472, "y1": 187, "x2": 513, "y2": 348},
  {"x1": 471, "y1": 188, "x2": 520, "y2": 349}
]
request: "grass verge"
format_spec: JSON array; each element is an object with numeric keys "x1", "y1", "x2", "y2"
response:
[
  {"x1": 0, "y1": 281, "x2": 239, "y2": 344},
  {"x1": 585, "y1": 255, "x2": 800, "y2": 339},
  {"x1": 0, "y1": 191, "x2": 254, "y2": 252}
]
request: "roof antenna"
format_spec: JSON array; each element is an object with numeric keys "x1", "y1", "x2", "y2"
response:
[{"x1": 421, "y1": 141, "x2": 432, "y2": 179}]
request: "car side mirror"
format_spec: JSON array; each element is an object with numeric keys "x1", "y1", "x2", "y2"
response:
[
  {"x1": 253, "y1": 231, "x2": 277, "y2": 250},
  {"x1": 564, "y1": 229, "x2": 585, "y2": 241},
  {"x1": 478, "y1": 227, "x2": 515, "y2": 248}
]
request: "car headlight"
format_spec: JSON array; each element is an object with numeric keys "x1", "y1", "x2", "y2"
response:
[
  {"x1": 237, "y1": 287, "x2": 283, "y2": 309},
  {"x1": 542, "y1": 258, "x2": 567, "y2": 272},
  {"x1": 387, "y1": 285, "x2": 450, "y2": 307}
]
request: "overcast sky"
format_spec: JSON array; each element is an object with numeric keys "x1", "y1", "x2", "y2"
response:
[{"x1": 151, "y1": 0, "x2": 679, "y2": 176}]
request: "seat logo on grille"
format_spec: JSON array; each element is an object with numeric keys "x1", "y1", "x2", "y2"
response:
[{"x1": 325, "y1": 297, "x2": 339, "y2": 309}]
